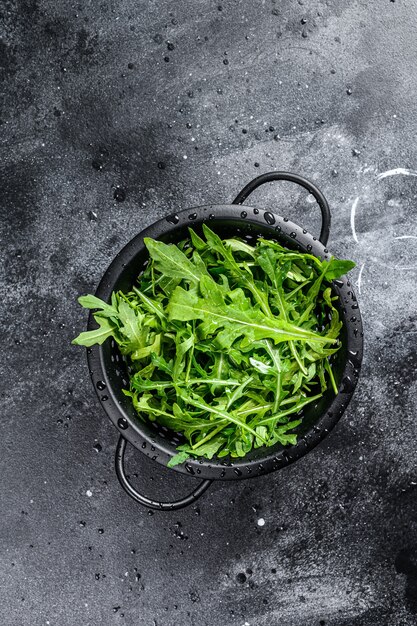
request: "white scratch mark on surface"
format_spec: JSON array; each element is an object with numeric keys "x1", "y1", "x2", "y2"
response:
[
  {"x1": 350, "y1": 197, "x2": 360, "y2": 243},
  {"x1": 357, "y1": 263, "x2": 365, "y2": 295},
  {"x1": 86, "y1": 489, "x2": 93, "y2": 497},
  {"x1": 376, "y1": 168, "x2": 417, "y2": 180},
  {"x1": 257, "y1": 518, "x2": 265, "y2": 527},
  {"x1": 394, "y1": 235, "x2": 417, "y2": 240}
]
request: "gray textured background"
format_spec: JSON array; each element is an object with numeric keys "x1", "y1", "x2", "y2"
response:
[{"x1": 2, "y1": 0, "x2": 417, "y2": 624}]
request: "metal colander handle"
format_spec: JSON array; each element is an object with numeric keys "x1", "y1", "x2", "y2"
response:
[
  {"x1": 115, "y1": 436, "x2": 213, "y2": 510},
  {"x1": 232, "y1": 171, "x2": 331, "y2": 246}
]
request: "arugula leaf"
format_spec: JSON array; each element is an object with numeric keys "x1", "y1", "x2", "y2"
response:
[
  {"x1": 144, "y1": 237, "x2": 202, "y2": 284},
  {"x1": 72, "y1": 315, "x2": 116, "y2": 346},
  {"x1": 167, "y1": 451, "x2": 190, "y2": 468}
]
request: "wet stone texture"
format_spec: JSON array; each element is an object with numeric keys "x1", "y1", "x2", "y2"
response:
[{"x1": 1, "y1": 0, "x2": 417, "y2": 624}]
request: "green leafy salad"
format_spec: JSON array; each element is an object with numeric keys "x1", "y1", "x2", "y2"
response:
[{"x1": 73, "y1": 225, "x2": 355, "y2": 467}]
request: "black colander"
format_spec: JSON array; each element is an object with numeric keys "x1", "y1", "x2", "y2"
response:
[{"x1": 85, "y1": 172, "x2": 363, "y2": 510}]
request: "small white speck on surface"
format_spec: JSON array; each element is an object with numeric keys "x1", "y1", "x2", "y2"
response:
[
  {"x1": 86, "y1": 490, "x2": 93, "y2": 497},
  {"x1": 257, "y1": 518, "x2": 265, "y2": 527},
  {"x1": 183, "y1": 154, "x2": 187, "y2": 159}
]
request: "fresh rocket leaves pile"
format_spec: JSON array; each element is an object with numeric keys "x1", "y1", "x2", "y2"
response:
[{"x1": 73, "y1": 225, "x2": 355, "y2": 467}]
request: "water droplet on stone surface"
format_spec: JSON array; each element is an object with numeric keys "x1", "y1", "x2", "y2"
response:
[
  {"x1": 166, "y1": 214, "x2": 179, "y2": 225},
  {"x1": 92, "y1": 160, "x2": 103, "y2": 171},
  {"x1": 264, "y1": 211, "x2": 275, "y2": 225},
  {"x1": 88, "y1": 210, "x2": 98, "y2": 221},
  {"x1": 236, "y1": 572, "x2": 246, "y2": 583},
  {"x1": 114, "y1": 187, "x2": 126, "y2": 202},
  {"x1": 93, "y1": 443, "x2": 102, "y2": 453}
]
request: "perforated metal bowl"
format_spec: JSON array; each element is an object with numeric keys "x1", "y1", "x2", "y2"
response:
[{"x1": 85, "y1": 172, "x2": 363, "y2": 510}]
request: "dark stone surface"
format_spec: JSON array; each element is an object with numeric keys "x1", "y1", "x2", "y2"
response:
[{"x1": 1, "y1": 1, "x2": 417, "y2": 624}]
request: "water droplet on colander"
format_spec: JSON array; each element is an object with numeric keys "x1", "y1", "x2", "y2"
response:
[
  {"x1": 302, "y1": 229, "x2": 307, "y2": 234},
  {"x1": 306, "y1": 244, "x2": 312, "y2": 252},
  {"x1": 166, "y1": 214, "x2": 179, "y2": 225},
  {"x1": 150, "y1": 445, "x2": 155, "y2": 452},
  {"x1": 152, "y1": 455, "x2": 157, "y2": 461},
  {"x1": 188, "y1": 212, "x2": 197, "y2": 220},
  {"x1": 340, "y1": 376, "x2": 355, "y2": 394},
  {"x1": 234, "y1": 468, "x2": 242, "y2": 476},
  {"x1": 118, "y1": 417, "x2": 128, "y2": 430},
  {"x1": 220, "y1": 469, "x2": 226, "y2": 478},
  {"x1": 101, "y1": 395, "x2": 108, "y2": 401},
  {"x1": 96, "y1": 381, "x2": 106, "y2": 391},
  {"x1": 348, "y1": 350, "x2": 361, "y2": 368},
  {"x1": 324, "y1": 248, "x2": 329, "y2": 253},
  {"x1": 290, "y1": 232, "x2": 296, "y2": 238},
  {"x1": 275, "y1": 225, "x2": 282, "y2": 232},
  {"x1": 334, "y1": 279, "x2": 344, "y2": 288},
  {"x1": 283, "y1": 216, "x2": 288, "y2": 222},
  {"x1": 87, "y1": 348, "x2": 92, "y2": 354},
  {"x1": 350, "y1": 316, "x2": 357, "y2": 322},
  {"x1": 196, "y1": 468, "x2": 201, "y2": 474},
  {"x1": 264, "y1": 211, "x2": 275, "y2": 225},
  {"x1": 141, "y1": 442, "x2": 147, "y2": 449},
  {"x1": 253, "y1": 208, "x2": 259, "y2": 215},
  {"x1": 351, "y1": 303, "x2": 358, "y2": 310},
  {"x1": 240, "y1": 210, "x2": 247, "y2": 218},
  {"x1": 208, "y1": 213, "x2": 215, "y2": 220},
  {"x1": 185, "y1": 463, "x2": 195, "y2": 475}
]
